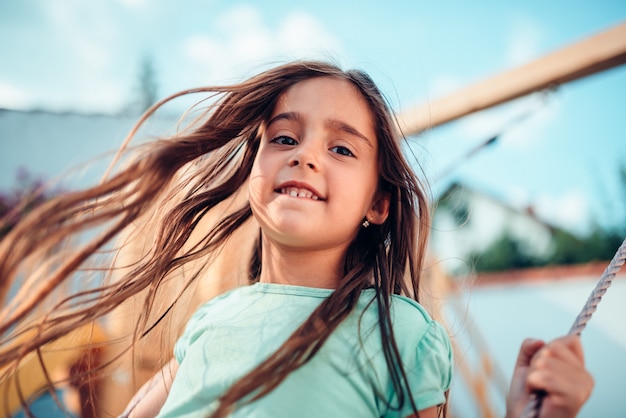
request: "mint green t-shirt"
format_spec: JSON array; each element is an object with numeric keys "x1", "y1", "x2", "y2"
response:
[{"x1": 157, "y1": 283, "x2": 452, "y2": 418}]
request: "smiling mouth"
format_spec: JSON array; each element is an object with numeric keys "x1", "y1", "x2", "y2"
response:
[{"x1": 277, "y1": 187, "x2": 322, "y2": 201}]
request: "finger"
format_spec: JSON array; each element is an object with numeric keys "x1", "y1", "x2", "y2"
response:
[
  {"x1": 526, "y1": 353, "x2": 594, "y2": 409},
  {"x1": 531, "y1": 336, "x2": 585, "y2": 370},
  {"x1": 527, "y1": 357, "x2": 589, "y2": 392},
  {"x1": 528, "y1": 369, "x2": 576, "y2": 397},
  {"x1": 527, "y1": 366, "x2": 594, "y2": 414},
  {"x1": 515, "y1": 338, "x2": 545, "y2": 369},
  {"x1": 559, "y1": 335, "x2": 585, "y2": 364}
]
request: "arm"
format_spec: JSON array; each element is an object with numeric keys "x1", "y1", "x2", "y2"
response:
[
  {"x1": 505, "y1": 335, "x2": 594, "y2": 418},
  {"x1": 119, "y1": 357, "x2": 179, "y2": 418}
]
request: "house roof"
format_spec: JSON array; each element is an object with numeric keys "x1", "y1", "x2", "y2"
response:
[{"x1": 462, "y1": 260, "x2": 625, "y2": 287}]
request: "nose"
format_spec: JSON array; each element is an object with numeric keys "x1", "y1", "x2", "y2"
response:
[
  {"x1": 288, "y1": 139, "x2": 319, "y2": 171},
  {"x1": 289, "y1": 158, "x2": 316, "y2": 170}
]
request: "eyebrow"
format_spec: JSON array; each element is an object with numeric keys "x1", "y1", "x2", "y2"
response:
[
  {"x1": 267, "y1": 112, "x2": 374, "y2": 148},
  {"x1": 327, "y1": 119, "x2": 373, "y2": 148},
  {"x1": 267, "y1": 112, "x2": 302, "y2": 127}
]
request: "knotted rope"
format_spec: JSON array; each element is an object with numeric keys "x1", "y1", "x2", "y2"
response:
[{"x1": 521, "y1": 237, "x2": 626, "y2": 418}]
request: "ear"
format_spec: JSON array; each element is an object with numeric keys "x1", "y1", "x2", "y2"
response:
[{"x1": 366, "y1": 192, "x2": 390, "y2": 225}]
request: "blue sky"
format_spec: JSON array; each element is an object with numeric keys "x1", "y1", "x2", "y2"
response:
[{"x1": 1, "y1": 0, "x2": 625, "y2": 235}]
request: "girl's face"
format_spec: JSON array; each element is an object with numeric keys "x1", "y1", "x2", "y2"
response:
[{"x1": 249, "y1": 76, "x2": 389, "y2": 255}]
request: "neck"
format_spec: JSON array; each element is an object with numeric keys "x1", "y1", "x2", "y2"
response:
[{"x1": 258, "y1": 237, "x2": 346, "y2": 289}]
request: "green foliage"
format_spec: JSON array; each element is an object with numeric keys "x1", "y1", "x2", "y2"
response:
[
  {"x1": 549, "y1": 228, "x2": 623, "y2": 266},
  {"x1": 138, "y1": 56, "x2": 158, "y2": 113},
  {"x1": 470, "y1": 226, "x2": 624, "y2": 273},
  {"x1": 468, "y1": 234, "x2": 541, "y2": 272},
  {"x1": 122, "y1": 55, "x2": 159, "y2": 115},
  {"x1": 466, "y1": 161, "x2": 626, "y2": 273}
]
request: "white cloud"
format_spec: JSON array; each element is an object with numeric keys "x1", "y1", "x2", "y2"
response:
[
  {"x1": 43, "y1": 1, "x2": 116, "y2": 70},
  {"x1": 429, "y1": 74, "x2": 465, "y2": 99},
  {"x1": 215, "y1": 5, "x2": 274, "y2": 58},
  {"x1": 456, "y1": 108, "x2": 506, "y2": 139},
  {"x1": 506, "y1": 16, "x2": 544, "y2": 66},
  {"x1": 278, "y1": 11, "x2": 342, "y2": 55},
  {"x1": 534, "y1": 189, "x2": 591, "y2": 233},
  {"x1": 500, "y1": 187, "x2": 591, "y2": 235},
  {"x1": 182, "y1": 5, "x2": 343, "y2": 84},
  {"x1": 0, "y1": 82, "x2": 32, "y2": 109},
  {"x1": 455, "y1": 93, "x2": 560, "y2": 151},
  {"x1": 505, "y1": 185, "x2": 532, "y2": 208},
  {"x1": 15, "y1": 1, "x2": 132, "y2": 111},
  {"x1": 501, "y1": 99, "x2": 559, "y2": 150},
  {"x1": 117, "y1": 0, "x2": 148, "y2": 9},
  {"x1": 3, "y1": 2, "x2": 342, "y2": 112}
]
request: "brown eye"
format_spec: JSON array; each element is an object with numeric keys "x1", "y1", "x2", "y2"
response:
[
  {"x1": 330, "y1": 146, "x2": 354, "y2": 157},
  {"x1": 271, "y1": 136, "x2": 298, "y2": 146}
]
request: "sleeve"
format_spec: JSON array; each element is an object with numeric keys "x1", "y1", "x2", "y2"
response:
[
  {"x1": 391, "y1": 320, "x2": 454, "y2": 416},
  {"x1": 173, "y1": 287, "x2": 242, "y2": 362},
  {"x1": 173, "y1": 303, "x2": 210, "y2": 364}
]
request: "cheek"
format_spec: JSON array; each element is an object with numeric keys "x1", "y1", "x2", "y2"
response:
[
  {"x1": 248, "y1": 148, "x2": 284, "y2": 194},
  {"x1": 248, "y1": 156, "x2": 274, "y2": 216},
  {"x1": 249, "y1": 147, "x2": 272, "y2": 179},
  {"x1": 341, "y1": 165, "x2": 379, "y2": 204},
  {"x1": 247, "y1": 176, "x2": 265, "y2": 228},
  {"x1": 248, "y1": 163, "x2": 263, "y2": 204}
]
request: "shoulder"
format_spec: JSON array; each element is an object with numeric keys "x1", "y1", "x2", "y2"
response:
[
  {"x1": 400, "y1": 297, "x2": 449, "y2": 351},
  {"x1": 356, "y1": 292, "x2": 454, "y2": 412},
  {"x1": 389, "y1": 294, "x2": 447, "y2": 342},
  {"x1": 387, "y1": 295, "x2": 453, "y2": 374},
  {"x1": 184, "y1": 286, "x2": 243, "y2": 325},
  {"x1": 357, "y1": 291, "x2": 452, "y2": 357},
  {"x1": 389, "y1": 296, "x2": 454, "y2": 409},
  {"x1": 173, "y1": 285, "x2": 254, "y2": 361},
  {"x1": 389, "y1": 294, "x2": 434, "y2": 326}
]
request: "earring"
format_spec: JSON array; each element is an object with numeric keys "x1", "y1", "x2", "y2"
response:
[{"x1": 362, "y1": 219, "x2": 370, "y2": 228}]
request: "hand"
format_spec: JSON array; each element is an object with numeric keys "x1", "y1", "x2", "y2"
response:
[{"x1": 505, "y1": 335, "x2": 594, "y2": 418}]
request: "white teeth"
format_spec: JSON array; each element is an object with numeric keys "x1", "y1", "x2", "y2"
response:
[{"x1": 280, "y1": 186, "x2": 320, "y2": 200}]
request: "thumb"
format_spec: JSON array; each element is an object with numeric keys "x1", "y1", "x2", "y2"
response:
[{"x1": 515, "y1": 338, "x2": 545, "y2": 369}]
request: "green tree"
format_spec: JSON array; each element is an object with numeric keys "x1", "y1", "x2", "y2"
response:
[
  {"x1": 468, "y1": 234, "x2": 540, "y2": 272},
  {"x1": 466, "y1": 162, "x2": 626, "y2": 273},
  {"x1": 123, "y1": 55, "x2": 159, "y2": 115},
  {"x1": 138, "y1": 55, "x2": 158, "y2": 113}
]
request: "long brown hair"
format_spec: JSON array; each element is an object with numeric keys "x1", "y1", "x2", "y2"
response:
[{"x1": 0, "y1": 61, "x2": 432, "y2": 416}]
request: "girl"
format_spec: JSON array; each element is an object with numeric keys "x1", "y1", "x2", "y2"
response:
[{"x1": 0, "y1": 61, "x2": 592, "y2": 418}]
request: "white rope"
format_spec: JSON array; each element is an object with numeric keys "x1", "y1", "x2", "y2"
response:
[{"x1": 521, "y1": 237, "x2": 626, "y2": 418}]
